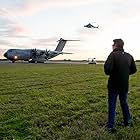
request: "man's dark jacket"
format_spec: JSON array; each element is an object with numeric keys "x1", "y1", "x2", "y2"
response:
[{"x1": 104, "y1": 48, "x2": 137, "y2": 93}]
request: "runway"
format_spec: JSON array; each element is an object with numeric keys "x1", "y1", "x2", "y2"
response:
[{"x1": 0, "y1": 60, "x2": 89, "y2": 65}]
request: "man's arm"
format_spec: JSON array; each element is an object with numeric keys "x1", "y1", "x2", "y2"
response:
[
  {"x1": 129, "y1": 56, "x2": 137, "y2": 75},
  {"x1": 104, "y1": 53, "x2": 114, "y2": 75}
]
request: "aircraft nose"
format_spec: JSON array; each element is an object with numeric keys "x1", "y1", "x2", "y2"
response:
[{"x1": 4, "y1": 52, "x2": 8, "y2": 58}]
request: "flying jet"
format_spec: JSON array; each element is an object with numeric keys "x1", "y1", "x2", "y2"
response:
[
  {"x1": 4, "y1": 38, "x2": 78, "y2": 63},
  {"x1": 84, "y1": 23, "x2": 99, "y2": 29}
]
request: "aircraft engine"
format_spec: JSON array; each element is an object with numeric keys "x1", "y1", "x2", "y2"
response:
[{"x1": 45, "y1": 49, "x2": 50, "y2": 57}]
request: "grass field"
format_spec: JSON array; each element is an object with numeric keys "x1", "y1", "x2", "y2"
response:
[{"x1": 0, "y1": 63, "x2": 140, "y2": 140}]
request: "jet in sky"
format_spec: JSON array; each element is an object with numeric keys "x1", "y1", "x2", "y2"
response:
[
  {"x1": 84, "y1": 23, "x2": 99, "y2": 29},
  {"x1": 4, "y1": 38, "x2": 78, "y2": 63}
]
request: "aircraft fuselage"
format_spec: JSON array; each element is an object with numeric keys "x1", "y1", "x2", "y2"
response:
[{"x1": 4, "y1": 49, "x2": 32, "y2": 62}]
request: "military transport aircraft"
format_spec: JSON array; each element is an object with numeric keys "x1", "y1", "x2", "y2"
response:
[
  {"x1": 84, "y1": 23, "x2": 99, "y2": 29},
  {"x1": 4, "y1": 38, "x2": 78, "y2": 63}
]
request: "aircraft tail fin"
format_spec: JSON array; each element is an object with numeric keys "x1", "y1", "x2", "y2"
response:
[
  {"x1": 55, "y1": 38, "x2": 67, "y2": 51},
  {"x1": 55, "y1": 38, "x2": 80, "y2": 52}
]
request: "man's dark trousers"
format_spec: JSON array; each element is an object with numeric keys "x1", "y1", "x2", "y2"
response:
[{"x1": 106, "y1": 89, "x2": 131, "y2": 128}]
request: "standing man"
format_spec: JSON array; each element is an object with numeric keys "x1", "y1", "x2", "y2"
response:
[{"x1": 104, "y1": 39, "x2": 137, "y2": 132}]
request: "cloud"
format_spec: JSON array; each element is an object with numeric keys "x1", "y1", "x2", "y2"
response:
[
  {"x1": 110, "y1": 1, "x2": 140, "y2": 19},
  {"x1": 0, "y1": 39, "x2": 27, "y2": 49},
  {"x1": 0, "y1": 15, "x2": 28, "y2": 38},
  {"x1": 31, "y1": 37, "x2": 59, "y2": 49},
  {"x1": 0, "y1": 0, "x2": 95, "y2": 17},
  {"x1": 0, "y1": 39, "x2": 13, "y2": 46}
]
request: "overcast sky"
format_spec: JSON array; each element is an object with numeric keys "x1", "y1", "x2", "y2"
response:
[{"x1": 0, "y1": 0, "x2": 140, "y2": 60}]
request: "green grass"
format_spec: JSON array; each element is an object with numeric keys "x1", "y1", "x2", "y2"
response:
[{"x1": 0, "y1": 63, "x2": 140, "y2": 140}]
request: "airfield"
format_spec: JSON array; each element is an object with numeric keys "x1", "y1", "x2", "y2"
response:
[
  {"x1": 0, "y1": 60, "x2": 88, "y2": 65},
  {"x1": 0, "y1": 61, "x2": 140, "y2": 139},
  {"x1": 0, "y1": 59, "x2": 105, "y2": 65}
]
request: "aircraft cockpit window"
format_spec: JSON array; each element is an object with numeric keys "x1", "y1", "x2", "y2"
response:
[{"x1": 8, "y1": 50, "x2": 13, "y2": 53}]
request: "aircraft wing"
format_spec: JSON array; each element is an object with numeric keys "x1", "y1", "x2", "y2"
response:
[
  {"x1": 51, "y1": 51, "x2": 73, "y2": 54},
  {"x1": 61, "y1": 52, "x2": 73, "y2": 54}
]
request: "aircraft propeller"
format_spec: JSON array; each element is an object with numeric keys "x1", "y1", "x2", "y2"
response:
[
  {"x1": 44, "y1": 49, "x2": 50, "y2": 59},
  {"x1": 31, "y1": 48, "x2": 38, "y2": 58}
]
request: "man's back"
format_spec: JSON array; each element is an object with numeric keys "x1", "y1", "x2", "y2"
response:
[{"x1": 104, "y1": 48, "x2": 137, "y2": 93}]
